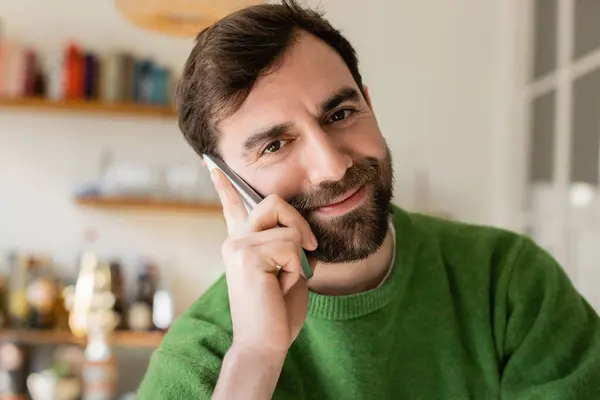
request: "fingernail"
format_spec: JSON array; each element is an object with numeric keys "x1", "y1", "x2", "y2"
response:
[{"x1": 311, "y1": 234, "x2": 318, "y2": 249}]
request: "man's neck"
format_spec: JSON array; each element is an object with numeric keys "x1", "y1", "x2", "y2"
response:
[{"x1": 307, "y1": 226, "x2": 395, "y2": 296}]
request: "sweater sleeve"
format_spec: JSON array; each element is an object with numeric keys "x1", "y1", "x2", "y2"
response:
[
  {"x1": 499, "y1": 237, "x2": 600, "y2": 399},
  {"x1": 135, "y1": 348, "x2": 217, "y2": 400},
  {"x1": 135, "y1": 275, "x2": 233, "y2": 399}
]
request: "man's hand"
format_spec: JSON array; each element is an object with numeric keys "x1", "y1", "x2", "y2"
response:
[{"x1": 210, "y1": 169, "x2": 317, "y2": 399}]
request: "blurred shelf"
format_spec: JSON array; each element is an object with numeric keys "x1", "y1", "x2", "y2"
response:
[
  {"x1": 0, "y1": 97, "x2": 176, "y2": 119},
  {"x1": 0, "y1": 329, "x2": 165, "y2": 348},
  {"x1": 75, "y1": 195, "x2": 222, "y2": 214}
]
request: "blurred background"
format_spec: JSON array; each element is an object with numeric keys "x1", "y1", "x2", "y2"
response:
[{"x1": 0, "y1": 0, "x2": 598, "y2": 398}]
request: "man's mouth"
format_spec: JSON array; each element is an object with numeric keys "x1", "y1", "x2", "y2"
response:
[{"x1": 313, "y1": 185, "x2": 367, "y2": 216}]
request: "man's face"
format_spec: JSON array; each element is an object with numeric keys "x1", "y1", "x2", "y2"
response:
[{"x1": 217, "y1": 32, "x2": 393, "y2": 263}]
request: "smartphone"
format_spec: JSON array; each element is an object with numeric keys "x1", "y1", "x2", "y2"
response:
[{"x1": 203, "y1": 154, "x2": 313, "y2": 280}]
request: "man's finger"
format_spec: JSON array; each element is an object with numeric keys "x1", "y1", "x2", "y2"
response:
[
  {"x1": 241, "y1": 227, "x2": 302, "y2": 248},
  {"x1": 211, "y1": 169, "x2": 248, "y2": 235},
  {"x1": 246, "y1": 195, "x2": 317, "y2": 251}
]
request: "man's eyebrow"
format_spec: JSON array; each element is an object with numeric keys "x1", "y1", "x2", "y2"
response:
[
  {"x1": 320, "y1": 87, "x2": 360, "y2": 114},
  {"x1": 243, "y1": 122, "x2": 293, "y2": 152},
  {"x1": 241, "y1": 87, "x2": 359, "y2": 153}
]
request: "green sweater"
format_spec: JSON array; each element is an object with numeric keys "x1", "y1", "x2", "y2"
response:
[{"x1": 137, "y1": 206, "x2": 600, "y2": 399}]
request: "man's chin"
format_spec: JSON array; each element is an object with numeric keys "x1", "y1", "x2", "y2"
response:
[{"x1": 304, "y1": 201, "x2": 390, "y2": 264}]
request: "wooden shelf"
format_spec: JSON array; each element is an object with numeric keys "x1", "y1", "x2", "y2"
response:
[
  {"x1": 75, "y1": 195, "x2": 223, "y2": 214},
  {"x1": 0, "y1": 329, "x2": 165, "y2": 348},
  {"x1": 0, "y1": 97, "x2": 176, "y2": 119}
]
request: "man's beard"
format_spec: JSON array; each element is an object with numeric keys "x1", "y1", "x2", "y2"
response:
[{"x1": 287, "y1": 147, "x2": 394, "y2": 264}]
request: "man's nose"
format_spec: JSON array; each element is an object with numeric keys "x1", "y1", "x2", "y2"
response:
[{"x1": 303, "y1": 126, "x2": 351, "y2": 185}]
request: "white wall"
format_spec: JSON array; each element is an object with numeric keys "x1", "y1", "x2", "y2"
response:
[{"x1": 0, "y1": 0, "x2": 517, "y2": 314}]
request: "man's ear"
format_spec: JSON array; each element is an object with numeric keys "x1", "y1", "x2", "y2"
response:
[{"x1": 363, "y1": 85, "x2": 374, "y2": 110}]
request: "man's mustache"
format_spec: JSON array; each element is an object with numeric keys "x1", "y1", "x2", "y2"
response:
[{"x1": 286, "y1": 158, "x2": 381, "y2": 212}]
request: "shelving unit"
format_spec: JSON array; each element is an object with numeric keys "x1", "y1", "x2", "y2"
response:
[
  {"x1": 75, "y1": 195, "x2": 222, "y2": 214},
  {"x1": 0, "y1": 97, "x2": 176, "y2": 119},
  {"x1": 0, "y1": 329, "x2": 164, "y2": 348}
]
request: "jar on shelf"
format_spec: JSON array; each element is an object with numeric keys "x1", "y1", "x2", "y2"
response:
[{"x1": 26, "y1": 256, "x2": 59, "y2": 329}]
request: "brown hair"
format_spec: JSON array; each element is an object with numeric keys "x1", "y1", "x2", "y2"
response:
[{"x1": 176, "y1": 0, "x2": 364, "y2": 157}]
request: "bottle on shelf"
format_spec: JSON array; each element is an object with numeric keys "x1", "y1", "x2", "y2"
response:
[
  {"x1": 0, "y1": 38, "x2": 28, "y2": 99},
  {"x1": 26, "y1": 256, "x2": 59, "y2": 329},
  {"x1": 46, "y1": 50, "x2": 64, "y2": 101},
  {"x1": 64, "y1": 42, "x2": 84, "y2": 100},
  {"x1": 109, "y1": 260, "x2": 127, "y2": 330},
  {"x1": 83, "y1": 51, "x2": 99, "y2": 100},
  {"x1": 127, "y1": 262, "x2": 157, "y2": 331},
  {"x1": 0, "y1": 284, "x2": 5, "y2": 329},
  {"x1": 68, "y1": 229, "x2": 101, "y2": 338},
  {"x1": 53, "y1": 277, "x2": 72, "y2": 331},
  {"x1": 99, "y1": 52, "x2": 123, "y2": 103},
  {"x1": 152, "y1": 273, "x2": 174, "y2": 332},
  {"x1": 0, "y1": 256, "x2": 7, "y2": 328},
  {"x1": 7, "y1": 253, "x2": 30, "y2": 329}
]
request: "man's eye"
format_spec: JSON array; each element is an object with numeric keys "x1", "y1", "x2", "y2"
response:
[
  {"x1": 263, "y1": 140, "x2": 288, "y2": 154},
  {"x1": 327, "y1": 109, "x2": 353, "y2": 124}
]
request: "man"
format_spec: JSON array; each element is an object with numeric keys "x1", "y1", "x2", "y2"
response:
[{"x1": 137, "y1": 1, "x2": 600, "y2": 399}]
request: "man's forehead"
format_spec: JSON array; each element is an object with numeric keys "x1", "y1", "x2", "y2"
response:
[
  {"x1": 218, "y1": 33, "x2": 358, "y2": 144},
  {"x1": 254, "y1": 34, "x2": 354, "y2": 100}
]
